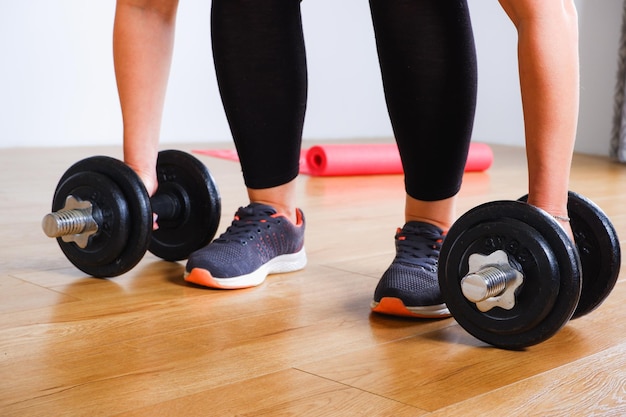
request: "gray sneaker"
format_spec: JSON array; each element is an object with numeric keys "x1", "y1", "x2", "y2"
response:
[
  {"x1": 371, "y1": 221, "x2": 450, "y2": 318},
  {"x1": 185, "y1": 203, "x2": 306, "y2": 289}
]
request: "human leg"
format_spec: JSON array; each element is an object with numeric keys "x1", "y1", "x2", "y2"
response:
[
  {"x1": 185, "y1": 0, "x2": 308, "y2": 288},
  {"x1": 211, "y1": 0, "x2": 307, "y2": 224},
  {"x1": 369, "y1": 0, "x2": 477, "y2": 317}
]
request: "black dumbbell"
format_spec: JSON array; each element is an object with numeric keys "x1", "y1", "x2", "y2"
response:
[
  {"x1": 438, "y1": 191, "x2": 620, "y2": 350},
  {"x1": 42, "y1": 150, "x2": 221, "y2": 277}
]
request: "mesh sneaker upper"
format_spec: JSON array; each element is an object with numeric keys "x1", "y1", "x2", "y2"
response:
[
  {"x1": 392, "y1": 221, "x2": 442, "y2": 271},
  {"x1": 373, "y1": 221, "x2": 445, "y2": 307},
  {"x1": 185, "y1": 203, "x2": 305, "y2": 279}
]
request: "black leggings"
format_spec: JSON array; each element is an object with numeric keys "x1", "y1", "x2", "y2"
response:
[{"x1": 211, "y1": 0, "x2": 477, "y2": 201}]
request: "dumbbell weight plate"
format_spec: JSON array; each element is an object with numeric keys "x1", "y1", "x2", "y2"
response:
[
  {"x1": 149, "y1": 150, "x2": 221, "y2": 261},
  {"x1": 439, "y1": 201, "x2": 581, "y2": 349},
  {"x1": 568, "y1": 192, "x2": 621, "y2": 317},
  {"x1": 52, "y1": 156, "x2": 152, "y2": 277},
  {"x1": 519, "y1": 192, "x2": 621, "y2": 318}
]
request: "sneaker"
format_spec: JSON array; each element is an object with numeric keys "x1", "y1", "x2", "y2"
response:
[
  {"x1": 184, "y1": 203, "x2": 306, "y2": 289},
  {"x1": 371, "y1": 221, "x2": 450, "y2": 318}
]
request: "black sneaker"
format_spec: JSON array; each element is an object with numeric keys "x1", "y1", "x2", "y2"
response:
[
  {"x1": 184, "y1": 203, "x2": 306, "y2": 289},
  {"x1": 371, "y1": 221, "x2": 450, "y2": 318}
]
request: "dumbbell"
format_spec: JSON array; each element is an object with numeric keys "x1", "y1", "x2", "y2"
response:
[
  {"x1": 42, "y1": 150, "x2": 221, "y2": 277},
  {"x1": 438, "y1": 191, "x2": 620, "y2": 350}
]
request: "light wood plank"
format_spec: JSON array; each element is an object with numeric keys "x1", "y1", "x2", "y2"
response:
[
  {"x1": 428, "y1": 342, "x2": 626, "y2": 416},
  {"x1": 297, "y1": 316, "x2": 626, "y2": 411},
  {"x1": 116, "y1": 369, "x2": 426, "y2": 417},
  {"x1": 1, "y1": 142, "x2": 625, "y2": 416}
]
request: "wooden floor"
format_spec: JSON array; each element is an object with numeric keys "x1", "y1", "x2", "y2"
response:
[{"x1": 2, "y1": 142, "x2": 626, "y2": 416}]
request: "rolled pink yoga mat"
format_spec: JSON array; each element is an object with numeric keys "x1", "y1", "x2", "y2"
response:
[{"x1": 194, "y1": 142, "x2": 493, "y2": 176}]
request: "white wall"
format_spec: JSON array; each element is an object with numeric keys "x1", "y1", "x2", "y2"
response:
[
  {"x1": 469, "y1": 0, "x2": 624, "y2": 155},
  {"x1": 0, "y1": 1, "x2": 621, "y2": 155},
  {"x1": 576, "y1": 0, "x2": 623, "y2": 155}
]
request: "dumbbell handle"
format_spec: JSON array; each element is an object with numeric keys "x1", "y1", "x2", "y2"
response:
[
  {"x1": 461, "y1": 264, "x2": 520, "y2": 303},
  {"x1": 150, "y1": 191, "x2": 182, "y2": 220}
]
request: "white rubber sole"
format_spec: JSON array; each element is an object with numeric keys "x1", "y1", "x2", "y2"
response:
[{"x1": 185, "y1": 247, "x2": 307, "y2": 289}]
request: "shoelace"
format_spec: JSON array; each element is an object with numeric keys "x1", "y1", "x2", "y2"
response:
[
  {"x1": 394, "y1": 223, "x2": 443, "y2": 270},
  {"x1": 216, "y1": 205, "x2": 282, "y2": 245}
]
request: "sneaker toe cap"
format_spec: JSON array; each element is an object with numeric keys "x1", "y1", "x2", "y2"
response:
[
  {"x1": 374, "y1": 264, "x2": 444, "y2": 306},
  {"x1": 185, "y1": 243, "x2": 251, "y2": 278}
]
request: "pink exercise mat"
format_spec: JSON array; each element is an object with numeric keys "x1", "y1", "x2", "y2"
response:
[{"x1": 194, "y1": 142, "x2": 493, "y2": 176}]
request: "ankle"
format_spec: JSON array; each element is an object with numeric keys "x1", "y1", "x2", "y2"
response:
[
  {"x1": 247, "y1": 181, "x2": 298, "y2": 224},
  {"x1": 249, "y1": 200, "x2": 298, "y2": 225},
  {"x1": 405, "y1": 217, "x2": 450, "y2": 232},
  {"x1": 405, "y1": 195, "x2": 456, "y2": 232}
]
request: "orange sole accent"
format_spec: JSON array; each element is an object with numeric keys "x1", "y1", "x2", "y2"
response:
[
  {"x1": 185, "y1": 268, "x2": 253, "y2": 290},
  {"x1": 372, "y1": 297, "x2": 450, "y2": 319}
]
